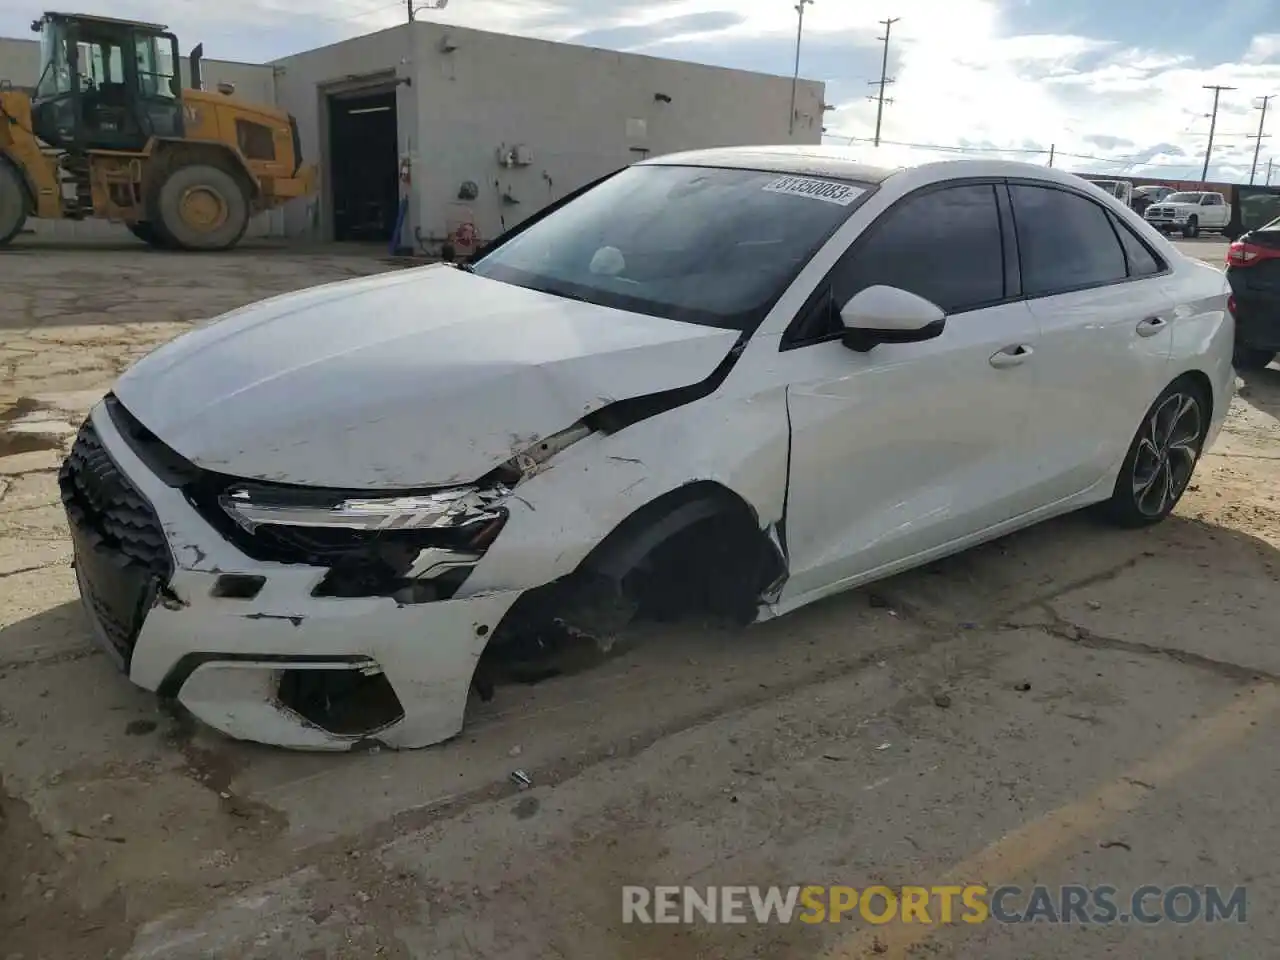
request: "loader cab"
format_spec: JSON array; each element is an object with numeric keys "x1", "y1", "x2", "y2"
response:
[{"x1": 30, "y1": 12, "x2": 183, "y2": 152}]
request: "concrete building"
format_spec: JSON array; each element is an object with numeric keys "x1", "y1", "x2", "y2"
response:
[{"x1": 0, "y1": 23, "x2": 826, "y2": 246}]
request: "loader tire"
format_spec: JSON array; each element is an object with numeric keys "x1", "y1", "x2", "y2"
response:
[
  {"x1": 127, "y1": 221, "x2": 175, "y2": 249},
  {"x1": 0, "y1": 162, "x2": 29, "y2": 247},
  {"x1": 154, "y1": 163, "x2": 250, "y2": 251}
]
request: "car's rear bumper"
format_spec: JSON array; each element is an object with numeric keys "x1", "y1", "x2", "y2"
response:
[{"x1": 1231, "y1": 293, "x2": 1280, "y2": 350}]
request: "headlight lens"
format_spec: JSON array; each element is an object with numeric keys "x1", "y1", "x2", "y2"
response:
[{"x1": 219, "y1": 484, "x2": 509, "y2": 533}]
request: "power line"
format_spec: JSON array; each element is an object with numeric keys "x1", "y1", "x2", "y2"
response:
[
  {"x1": 1248, "y1": 94, "x2": 1275, "y2": 185},
  {"x1": 1200, "y1": 84, "x2": 1237, "y2": 180},
  {"x1": 866, "y1": 17, "x2": 898, "y2": 148}
]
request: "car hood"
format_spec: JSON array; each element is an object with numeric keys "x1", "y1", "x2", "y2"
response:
[{"x1": 113, "y1": 265, "x2": 740, "y2": 489}]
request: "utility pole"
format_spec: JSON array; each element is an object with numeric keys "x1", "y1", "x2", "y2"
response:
[
  {"x1": 867, "y1": 17, "x2": 899, "y2": 147},
  {"x1": 789, "y1": 0, "x2": 814, "y2": 136},
  {"x1": 1200, "y1": 84, "x2": 1237, "y2": 182},
  {"x1": 1047, "y1": 143, "x2": 1055, "y2": 168},
  {"x1": 1248, "y1": 94, "x2": 1275, "y2": 185},
  {"x1": 1268, "y1": 158, "x2": 1275, "y2": 186}
]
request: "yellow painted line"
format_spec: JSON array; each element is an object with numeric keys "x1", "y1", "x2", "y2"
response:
[{"x1": 821, "y1": 684, "x2": 1280, "y2": 960}]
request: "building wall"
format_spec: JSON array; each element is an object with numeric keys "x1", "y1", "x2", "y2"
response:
[
  {"x1": 271, "y1": 26, "x2": 417, "y2": 242},
  {"x1": 0, "y1": 35, "x2": 281, "y2": 238},
  {"x1": 0, "y1": 35, "x2": 40, "y2": 86},
  {"x1": 272, "y1": 23, "x2": 824, "y2": 247},
  {"x1": 404, "y1": 22, "x2": 826, "y2": 252}
]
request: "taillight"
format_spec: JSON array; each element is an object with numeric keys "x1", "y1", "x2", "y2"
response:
[
  {"x1": 1227, "y1": 294, "x2": 1237, "y2": 319},
  {"x1": 1226, "y1": 240, "x2": 1280, "y2": 267}
]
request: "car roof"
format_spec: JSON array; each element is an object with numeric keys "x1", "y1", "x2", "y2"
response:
[
  {"x1": 639, "y1": 145, "x2": 1130, "y2": 191},
  {"x1": 639, "y1": 145, "x2": 901, "y2": 183}
]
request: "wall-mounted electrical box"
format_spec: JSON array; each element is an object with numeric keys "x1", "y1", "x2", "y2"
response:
[{"x1": 497, "y1": 144, "x2": 534, "y2": 167}]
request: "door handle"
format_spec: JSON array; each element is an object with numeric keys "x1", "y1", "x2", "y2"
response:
[
  {"x1": 1136, "y1": 316, "x2": 1168, "y2": 337},
  {"x1": 989, "y1": 344, "x2": 1034, "y2": 368}
]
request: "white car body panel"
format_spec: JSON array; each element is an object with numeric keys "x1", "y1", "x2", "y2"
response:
[
  {"x1": 63, "y1": 150, "x2": 1235, "y2": 751},
  {"x1": 778, "y1": 299, "x2": 1041, "y2": 602},
  {"x1": 113, "y1": 265, "x2": 740, "y2": 489}
]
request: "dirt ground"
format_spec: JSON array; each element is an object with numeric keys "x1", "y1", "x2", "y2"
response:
[{"x1": 1, "y1": 237, "x2": 1278, "y2": 960}]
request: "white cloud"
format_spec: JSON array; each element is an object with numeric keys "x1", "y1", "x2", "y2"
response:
[
  {"x1": 808, "y1": 0, "x2": 1280, "y2": 182},
  {"x1": 1244, "y1": 34, "x2": 1280, "y2": 65},
  {"x1": 4, "y1": 0, "x2": 1278, "y2": 181}
]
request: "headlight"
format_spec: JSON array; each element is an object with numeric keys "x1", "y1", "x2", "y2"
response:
[{"x1": 219, "y1": 484, "x2": 509, "y2": 533}]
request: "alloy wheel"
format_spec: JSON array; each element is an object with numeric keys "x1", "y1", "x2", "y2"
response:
[{"x1": 1130, "y1": 391, "x2": 1203, "y2": 517}]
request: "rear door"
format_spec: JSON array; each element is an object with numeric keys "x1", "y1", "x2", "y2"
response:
[
  {"x1": 1007, "y1": 182, "x2": 1175, "y2": 503},
  {"x1": 1201, "y1": 193, "x2": 1229, "y2": 229},
  {"x1": 777, "y1": 182, "x2": 1044, "y2": 604}
]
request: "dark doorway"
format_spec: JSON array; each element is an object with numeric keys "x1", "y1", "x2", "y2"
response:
[{"x1": 327, "y1": 89, "x2": 399, "y2": 242}]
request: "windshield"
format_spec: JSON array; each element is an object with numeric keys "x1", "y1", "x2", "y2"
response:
[
  {"x1": 1166, "y1": 192, "x2": 1204, "y2": 204},
  {"x1": 35, "y1": 19, "x2": 71, "y2": 97},
  {"x1": 134, "y1": 31, "x2": 178, "y2": 99},
  {"x1": 470, "y1": 164, "x2": 873, "y2": 330}
]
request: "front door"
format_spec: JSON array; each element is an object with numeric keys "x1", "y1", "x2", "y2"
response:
[{"x1": 776, "y1": 182, "x2": 1044, "y2": 606}]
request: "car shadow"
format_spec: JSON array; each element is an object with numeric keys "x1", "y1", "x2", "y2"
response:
[
  {"x1": 1239, "y1": 364, "x2": 1280, "y2": 419},
  {"x1": 2, "y1": 501, "x2": 1277, "y2": 769},
  {"x1": 0, "y1": 597, "x2": 94, "y2": 668}
]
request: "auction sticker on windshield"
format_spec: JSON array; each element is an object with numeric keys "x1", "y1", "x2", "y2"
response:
[{"x1": 762, "y1": 176, "x2": 865, "y2": 206}]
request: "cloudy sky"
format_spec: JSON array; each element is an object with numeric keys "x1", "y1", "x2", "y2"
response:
[{"x1": 3, "y1": 0, "x2": 1278, "y2": 182}]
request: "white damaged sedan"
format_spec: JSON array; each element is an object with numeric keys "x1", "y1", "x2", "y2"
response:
[{"x1": 60, "y1": 147, "x2": 1235, "y2": 750}]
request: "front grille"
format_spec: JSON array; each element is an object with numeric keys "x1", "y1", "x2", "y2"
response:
[
  {"x1": 59, "y1": 417, "x2": 173, "y2": 662},
  {"x1": 59, "y1": 419, "x2": 173, "y2": 580}
]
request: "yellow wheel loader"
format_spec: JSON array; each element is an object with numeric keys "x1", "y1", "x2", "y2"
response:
[{"x1": 0, "y1": 12, "x2": 316, "y2": 250}]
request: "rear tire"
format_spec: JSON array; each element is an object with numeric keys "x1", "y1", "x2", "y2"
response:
[
  {"x1": 1101, "y1": 379, "x2": 1210, "y2": 528},
  {"x1": 154, "y1": 163, "x2": 250, "y2": 251},
  {"x1": 1233, "y1": 345, "x2": 1276, "y2": 371},
  {"x1": 0, "y1": 162, "x2": 29, "y2": 247}
]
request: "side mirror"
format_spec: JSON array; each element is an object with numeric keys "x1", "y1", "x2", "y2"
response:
[{"x1": 839, "y1": 285, "x2": 947, "y2": 352}]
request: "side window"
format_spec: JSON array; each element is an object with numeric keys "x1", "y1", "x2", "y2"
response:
[
  {"x1": 830, "y1": 183, "x2": 1005, "y2": 315},
  {"x1": 1010, "y1": 185, "x2": 1127, "y2": 296},
  {"x1": 1109, "y1": 213, "x2": 1164, "y2": 278}
]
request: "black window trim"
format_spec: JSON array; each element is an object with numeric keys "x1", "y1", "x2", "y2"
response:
[
  {"x1": 1002, "y1": 178, "x2": 1172, "y2": 299},
  {"x1": 780, "y1": 175, "x2": 1175, "y2": 351},
  {"x1": 1105, "y1": 207, "x2": 1168, "y2": 280},
  {"x1": 780, "y1": 177, "x2": 1012, "y2": 351}
]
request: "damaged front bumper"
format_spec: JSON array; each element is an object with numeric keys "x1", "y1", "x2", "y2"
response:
[{"x1": 60, "y1": 400, "x2": 526, "y2": 751}]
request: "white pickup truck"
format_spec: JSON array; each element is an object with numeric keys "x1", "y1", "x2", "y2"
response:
[{"x1": 1143, "y1": 190, "x2": 1231, "y2": 238}]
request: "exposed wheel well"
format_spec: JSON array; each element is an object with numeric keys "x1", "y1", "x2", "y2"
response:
[
  {"x1": 473, "y1": 482, "x2": 786, "y2": 697},
  {"x1": 1170, "y1": 369, "x2": 1214, "y2": 423}
]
